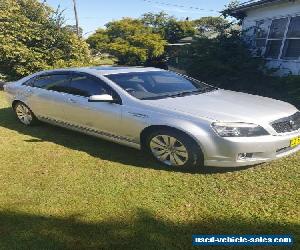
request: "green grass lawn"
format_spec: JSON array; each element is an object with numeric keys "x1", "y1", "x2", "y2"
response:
[{"x1": 0, "y1": 91, "x2": 299, "y2": 249}]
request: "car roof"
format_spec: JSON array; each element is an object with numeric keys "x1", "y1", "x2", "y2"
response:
[{"x1": 39, "y1": 66, "x2": 164, "y2": 76}]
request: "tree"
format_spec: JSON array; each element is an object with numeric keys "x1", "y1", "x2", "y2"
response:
[
  {"x1": 222, "y1": 0, "x2": 244, "y2": 21},
  {"x1": 141, "y1": 12, "x2": 169, "y2": 37},
  {"x1": 194, "y1": 17, "x2": 231, "y2": 35},
  {"x1": 0, "y1": 0, "x2": 91, "y2": 79},
  {"x1": 65, "y1": 25, "x2": 83, "y2": 37},
  {"x1": 87, "y1": 12, "x2": 198, "y2": 66},
  {"x1": 87, "y1": 18, "x2": 166, "y2": 65},
  {"x1": 86, "y1": 28, "x2": 110, "y2": 54},
  {"x1": 141, "y1": 12, "x2": 196, "y2": 43},
  {"x1": 164, "y1": 19, "x2": 195, "y2": 43}
]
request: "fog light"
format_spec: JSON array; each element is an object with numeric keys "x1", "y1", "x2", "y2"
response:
[{"x1": 238, "y1": 153, "x2": 253, "y2": 160}]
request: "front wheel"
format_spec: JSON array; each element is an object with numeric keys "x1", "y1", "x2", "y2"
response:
[
  {"x1": 14, "y1": 102, "x2": 38, "y2": 126},
  {"x1": 146, "y1": 129, "x2": 203, "y2": 169}
]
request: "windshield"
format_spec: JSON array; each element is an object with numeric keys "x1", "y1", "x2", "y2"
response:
[{"x1": 105, "y1": 71, "x2": 216, "y2": 100}]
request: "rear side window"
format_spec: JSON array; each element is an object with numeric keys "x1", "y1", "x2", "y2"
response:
[{"x1": 30, "y1": 74, "x2": 71, "y2": 91}]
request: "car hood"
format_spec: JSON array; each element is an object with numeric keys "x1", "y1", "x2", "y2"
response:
[{"x1": 143, "y1": 89, "x2": 297, "y2": 123}]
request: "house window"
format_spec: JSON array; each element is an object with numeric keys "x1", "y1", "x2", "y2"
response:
[
  {"x1": 255, "y1": 20, "x2": 269, "y2": 47},
  {"x1": 265, "y1": 18, "x2": 289, "y2": 59},
  {"x1": 281, "y1": 16, "x2": 300, "y2": 59},
  {"x1": 269, "y1": 18, "x2": 288, "y2": 38},
  {"x1": 265, "y1": 40, "x2": 283, "y2": 58},
  {"x1": 256, "y1": 16, "x2": 300, "y2": 60}
]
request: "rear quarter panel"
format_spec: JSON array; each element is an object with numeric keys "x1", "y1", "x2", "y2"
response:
[{"x1": 3, "y1": 81, "x2": 28, "y2": 108}]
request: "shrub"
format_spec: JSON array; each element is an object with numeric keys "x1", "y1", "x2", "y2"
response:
[
  {"x1": 182, "y1": 29, "x2": 299, "y2": 108},
  {"x1": 270, "y1": 76, "x2": 300, "y2": 108},
  {"x1": 184, "y1": 30, "x2": 266, "y2": 89},
  {"x1": 0, "y1": 0, "x2": 91, "y2": 80}
]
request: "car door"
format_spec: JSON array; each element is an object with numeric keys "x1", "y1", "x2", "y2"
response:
[
  {"x1": 62, "y1": 73, "x2": 123, "y2": 137},
  {"x1": 24, "y1": 73, "x2": 71, "y2": 122}
]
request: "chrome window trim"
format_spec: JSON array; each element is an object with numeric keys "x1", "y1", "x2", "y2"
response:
[{"x1": 22, "y1": 71, "x2": 123, "y2": 105}]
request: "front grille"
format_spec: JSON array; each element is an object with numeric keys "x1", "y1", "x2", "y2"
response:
[{"x1": 271, "y1": 112, "x2": 300, "y2": 133}]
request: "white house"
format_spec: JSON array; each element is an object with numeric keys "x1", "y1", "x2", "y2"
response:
[{"x1": 229, "y1": 0, "x2": 300, "y2": 75}]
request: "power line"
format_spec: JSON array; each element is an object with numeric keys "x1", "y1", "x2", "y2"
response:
[{"x1": 141, "y1": 0, "x2": 220, "y2": 13}]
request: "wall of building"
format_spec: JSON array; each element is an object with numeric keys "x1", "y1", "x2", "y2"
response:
[{"x1": 242, "y1": 0, "x2": 300, "y2": 75}]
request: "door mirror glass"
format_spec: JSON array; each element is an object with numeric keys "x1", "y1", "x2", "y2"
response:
[{"x1": 88, "y1": 94, "x2": 115, "y2": 102}]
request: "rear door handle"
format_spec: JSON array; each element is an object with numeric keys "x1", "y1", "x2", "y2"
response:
[{"x1": 68, "y1": 98, "x2": 76, "y2": 103}]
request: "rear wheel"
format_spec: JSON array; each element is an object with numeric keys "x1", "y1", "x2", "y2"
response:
[
  {"x1": 145, "y1": 129, "x2": 203, "y2": 169},
  {"x1": 14, "y1": 102, "x2": 38, "y2": 126}
]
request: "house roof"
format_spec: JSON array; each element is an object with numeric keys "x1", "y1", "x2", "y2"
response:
[{"x1": 228, "y1": 0, "x2": 288, "y2": 18}]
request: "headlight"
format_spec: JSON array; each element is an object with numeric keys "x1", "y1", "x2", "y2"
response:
[{"x1": 211, "y1": 122, "x2": 269, "y2": 137}]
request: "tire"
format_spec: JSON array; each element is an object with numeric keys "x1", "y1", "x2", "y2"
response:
[
  {"x1": 145, "y1": 129, "x2": 203, "y2": 170},
  {"x1": 13, "y1": 102, "x2": 38, "y2": 126}
]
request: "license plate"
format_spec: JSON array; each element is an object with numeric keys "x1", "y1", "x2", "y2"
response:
[{"x1": 290, "y1": 137, "x2": 300, "y2": 148}]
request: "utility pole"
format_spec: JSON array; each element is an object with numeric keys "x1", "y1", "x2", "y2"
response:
[{"x1": 72, "y1": 0, "x2": 80, "y2": 36}]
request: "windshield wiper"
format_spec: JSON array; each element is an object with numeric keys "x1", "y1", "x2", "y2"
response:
[
  {"x1": 167, "y1": 87, "x2": 217, "y2": 98},
  {"x1": 141, "y1": 87, "x2": 218, "y2": 100}
]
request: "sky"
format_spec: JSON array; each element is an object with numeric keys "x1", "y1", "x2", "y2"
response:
[{"x1": 43, "y1": 0, "x2": 232, "y2": 36}]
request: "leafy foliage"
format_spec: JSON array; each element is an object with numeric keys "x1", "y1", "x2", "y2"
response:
[
  {"x1": 86, "y1": 28, "x2": 110, "y2": 55},
  {"x1": 222, "y1": 0, "x2": 243, "y2": 20},
  {"x1": 183, "y1": 28, "x2": 300, "y2": 108},
  {"x1": 87, "y1": 12, "x2": 200, "y2": 65},
  {"x1": 141, "y1": 12, "x2": 196, "y2": 43},
  {"x1": 87, "y1": 13, "x2": 234, "y2": 66},
  {"x1": 0, "y1": 0, "x2": 91, "y2": 80},
  {"x1": 185, "y1": 29, "x2": 265, "y2": 88},
  {"x1": 163, "y1": 19, "x2": 195, "y2": 43},
  {"x1": 65, "y1": 25, "x2": 84, "y2": 37},
  {"x1": 194, "y1": 16, "x2": 231, "y2": 35},
  {"x1": 268, "y1": 76, "x2": 300, "y2": 108},
  {"x1": 87, "y1": 18, "x2": 166, "y2": 65}
]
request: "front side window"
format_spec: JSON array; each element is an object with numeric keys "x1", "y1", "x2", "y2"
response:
[
  {"x1": 106, "y1": 71, "x2": 216, "y2": 100},
  {"x1": 67, "y1": 75, "x2": 110, "y2": 97}
]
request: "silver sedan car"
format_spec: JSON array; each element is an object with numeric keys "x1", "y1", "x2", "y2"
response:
[{"x1": 4, "y1": 66, "x2": 300, "y2": 169}]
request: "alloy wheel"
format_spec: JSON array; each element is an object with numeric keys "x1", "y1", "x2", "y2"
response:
[
  {"x1": 15, "y1": 104, "x2": 33, "y2": 125},
  {"x1": 149, "y1": 135, "x2": 189, "y2": 167}
]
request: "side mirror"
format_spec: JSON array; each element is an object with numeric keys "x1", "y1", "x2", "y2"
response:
[{"x1": 88, "y1": 94, "x2": 115, "y2": 103}]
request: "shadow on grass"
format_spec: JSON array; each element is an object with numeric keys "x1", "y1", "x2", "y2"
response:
[
  {"x1": 0, "y1": 209, "x2": 298, "y2": 250},
  {"x1": 0, "y1": 107, "x2": 256, "y2": 174}
]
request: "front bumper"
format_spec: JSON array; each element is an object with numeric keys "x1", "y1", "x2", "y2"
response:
[{"x1": 202, "y1": 131, "x2": 300, "y2": 167}]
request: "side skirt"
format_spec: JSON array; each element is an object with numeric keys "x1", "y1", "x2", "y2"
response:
[{"x1": 37, "y1": 116, "x2": 141, "y2": 150}]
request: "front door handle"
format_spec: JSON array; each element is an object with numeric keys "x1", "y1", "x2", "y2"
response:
[{"x1": 68, "y1": 98, "x2": 76, "y2": 103}]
